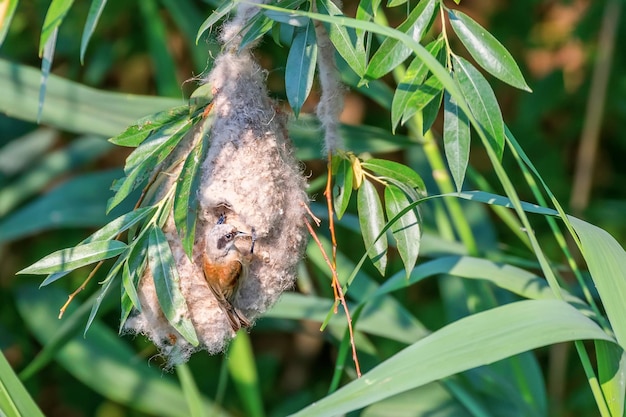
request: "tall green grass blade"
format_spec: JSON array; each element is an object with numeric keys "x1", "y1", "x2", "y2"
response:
[
  {"x1": 176, "y1": 364, "x2": 205, "y2": 417},
  {"x1": 0, "y1": 349, "x2": 45, "y2": 417},
  {"x1": 289, "y1": 300, "x2": 613, "y2": 417},
  {"x1": 228, "y1": 332, "x2": 265, "y2": 417}
]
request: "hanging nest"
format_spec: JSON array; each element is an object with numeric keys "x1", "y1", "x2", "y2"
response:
[{"x1": 123, "y1": 14, "x2": 309, "y2": 365}]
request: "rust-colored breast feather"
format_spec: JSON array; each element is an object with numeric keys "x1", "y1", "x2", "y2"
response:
[{"x1": 201, "y1": 254, "x2": 242, "y2": 301}]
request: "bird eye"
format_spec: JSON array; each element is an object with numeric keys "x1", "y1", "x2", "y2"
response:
[{"x1": 224, "y1": 233, "x2": 234, "y2": 240}]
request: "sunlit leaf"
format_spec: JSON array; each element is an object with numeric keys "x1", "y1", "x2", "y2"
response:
[
  {"x1": 448, "y1": 10, "x2": 531, "y2": 92},
  {"x1": 18, "y1": 240, "x2": 127, "y2": 275},
  {"x1": 174, "y1": 122, "x2": 210, "y2": 258},
  {"x1": 0, "y1": 0, "x2": 18, "y2": 48},
  {"x1": 361, "y1": 159, "x2": 426, "y2": 198},
  {"x1": 39, "y1": 0, "x2": 74, "y2": 56},
  {"x1": 569, "y1": 216, "x2": 626, "y2": 350},
  {"x1": 148, "y1": 226, "x2": 199, "y2": 346},
  {"x1": 0, "y1": 349, "x2": 45, "y2": 417},
  {"x1": 109, "y1": 105, "x2": 189, "y2": 147},
  {"x1": 286, "y1": 20, "x2": 318, "y2": 117},
  {"x1": 366, "y1": 0, "x2": 436, "y2": 79},
  {"x1": 453, "y1": 55, "x2": 504, "y2": 160},
  {"x1": 391, "y1": 38, "x2": 443, "y2": 130},
  {"x1": 384, "y1": 185, "x2": 421, "y2": 278},
  {"x1": 443, "y1": 90, "x2": 470, "y2": 192},
  {"x1": 357, "y1": 179, "x2": 387, "y2": 275},
  {"x1": 595, "y1": 340, "x2": 626, "y2": 417},
  {"x1": 316, "y1": 0, "x2": 366, "y2": 76},
  {"x1": 290, "y1": 300, "x2": 613, "y2": 417},
  {"x1": 196, "y1": 1, "x2": 236, "y2": 44}
]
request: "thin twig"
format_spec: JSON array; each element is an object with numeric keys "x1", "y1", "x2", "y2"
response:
[
  {"x1": 304, "y1": 217, "x2": 361, "y2": 377},
  {"x1": 323, "y1": 151, "x2": 340, "y2": 310}
]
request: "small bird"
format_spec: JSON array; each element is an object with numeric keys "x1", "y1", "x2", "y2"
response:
[{"x1": 201, "y1": 221, "x2": 253, "y2": 332}]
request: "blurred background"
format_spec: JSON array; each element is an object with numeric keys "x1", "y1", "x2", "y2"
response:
[{"x1": 1, "y1": 0, "x2": 624, "y2": 416}]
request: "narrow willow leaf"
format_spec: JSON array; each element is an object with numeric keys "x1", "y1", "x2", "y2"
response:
[
  {"x1": 39, "y1": 205, "x2": 155, "y2": 287},
  {"x1": 84, "y1": 254, "x2": 125, "y2": 335},
  {"x1": 39, "y1": 0, "x2": 74, "y2": 56},
  {"x1": 38, "y1": 27, "x2": 58, "y2": 123},
  {"x1": 387, "y1": 0, "x2": 408, "y2": 7},
  {"x1": 120, "y1": 231, "x2": 150, "y2": 330},
  {"x1": 365, "y1": 0, "x2": 436, "y2": 79},
  {"x1": 448, "y1": 10, "x2": 531, "y2": 92},
  {"x1": 443, "y1": 90, "x2": 470, "y2": 192},
  {"x1": 195, "y1": 1, "x2": 236, "y2": 44},
  {"x1": 420, "y1": 86, "x2": 443, "y2": 135},
  {"x1": 357, "y1": 179, "x2": 387, "y2": 275},
  {"x1": 0, "y1": 0, "x2": 18, "y2": 47},
  {"x1": 239, "y1": 11, "x2": 273, "y2": 51},
  {"x1": 453, "y1": 55, "x2": 505, "y2": 160},
  {"x1": 80, "y1": 0, "x2": 108, "y2": 63},
  {"x1": 286, "y1": 20, "x2": 318, "y2": 117},
  {"x1": 569, "y1": 216, "x2": 626, "y2": 350},
  {"x1": 18, "y1": 240, "x2": 127, "y2": 275},
  {"x1": 148, "y1": 226, "x2": 199, "y2": 346},
  {"x1": 361, "y1": 159, "x2": 426, "y2": 197},
  {"x1": 108, "y1": 120, "x2": 191, "y2": 213},
  {"x1": 290, "y1": 300, "x2": 613, "y2": 417},
  {"x1": 384, "y1": 185, "x2": 420, "y2": 278},
  {"x1": 332, "y1": 157, "x2": 353, "y2": 220},
  {"x1": 399, "y1": 74, "x2": 443, "y2": 128},
  {"x1": 316, "y1": 0, "x2": 366, "y2": 76},
  {"x1": 596, "y1": 340, "x2": 626, "y2": 417},
  {"x1": 174, "y1": 123, "x2": 209, "y2": 258},
  {"x1": 391, "y1": 38, "x2": 444, "y2": 130},
  {"x1": 109, "y1": 105, "x2": 189, "y2": 147}
]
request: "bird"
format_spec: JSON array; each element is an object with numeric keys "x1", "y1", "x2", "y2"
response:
[{"x1": 201, "y1": 219, "x2": 254, "y2": 332}]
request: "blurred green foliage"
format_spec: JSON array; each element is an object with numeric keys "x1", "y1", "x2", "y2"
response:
[{"x1": 1, "y1": 1, "x2": 626, "y2": 416}]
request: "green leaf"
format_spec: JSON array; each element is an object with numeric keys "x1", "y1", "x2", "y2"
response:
[
  {"x1": 286, "y1": 20, "x2": 318, "y2": 117},
  {"x1": 391, "y1": 38, "x2": 444, "y2": 130},
  {"x1": 38, "y1": 26, "x2": 58, "y2": 123},
  {"x1": 109, "y1": 105, "x2": 189, "y2": 147},
  {"x1": 176, "y1": 364, "x2": 205, "y2": 417},
  {"x1": 365, "y1": 0, "x2": 436, "y2": 79},
  {"x1": 196, "y1": 1, "x2": 236, "y2": 44},
  {"x1": 18, "y1": 240, "x2": 127, "y2": 275},
  {"x1": 453, "y1": 55, "x2": 505, "y2": 160},
  {"x1": 419, "y1": 85, "x2": 443, "y2": 134},
  {"x1": 148, "y1": 226, "x2": 199, "y2": 346},
  {"x1": 15, "y1": 285, "x2": 226, "y2": 417},
  {"x1": 239, "y1": 11, "x2": 273, "y2": 51},
  {"x1": 0, "y1": 59, "x2": 180, "y2": 138},
  {"x1": 443, "y1": 90, "x2": 470, "y2": 192},
  {"x1": 361, "y1": 159, "x2": 426, "y2": 197},
  {"x1": 108, "y1": 118, "x2": 191, "y2": 212},
  {"x1": 595, "y1": 340, "x2": 626, "y2": 417},
  {"x1": 448, "y1": 10, "x2": 531, "y2": 92},
  {"x1": 289, "y1": 300, "x2": 613, "y2": 417},
  {"x1": 357, "y1": 179, "x2": 387, "y2": 275},
  {"x1": 569, "y1": 216, "x2": 626, "y2": 350},
  {"x1": 39, "y1": 0, "x2": 74, "y2": 56},
  {"x1": 384, "y1": 185, "x2": 421, "y2": 278},
  {"x1": 332, "y1": 156, "x2": 353, "y2": 219},
  {"x1": 228, "y1": 333, "x2": 265, "y2": 417},
  {"x1": 316, "y1": 0, "x2": 366, "y2": 76},
  {"x1": 120, "y1": 231, "x2": 151, "y2": 329},
  {"x1": 80, "y1": 0, "x2": 108, "y2": 63},
  {"x1": 84, "y1": 254, "x2": 125, "y2": 335},
  {"x1": 174, "y1": 123, "x2": 209, "y2": 258},
  {"x1": 0, "y1": 349, "x2": 46, "y2": 417},
  {"x1": 0, "y1": 0, "x2": 19, "y2": 48}
]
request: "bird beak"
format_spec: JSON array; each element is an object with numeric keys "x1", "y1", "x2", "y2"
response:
[{"x1": 236, "y1": 231, "x2": 249, "y2": 238}]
